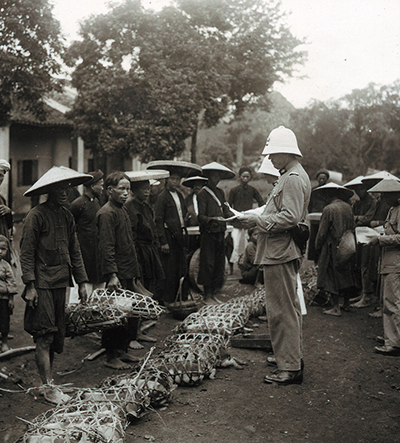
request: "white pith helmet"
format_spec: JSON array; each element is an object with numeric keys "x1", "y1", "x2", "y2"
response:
[
  {"x1": 258, "y1": 157, "x2": 280, "y2": 177},
  {"x1": 262, "y1": 126, "x2": 302, "y2": 157}
]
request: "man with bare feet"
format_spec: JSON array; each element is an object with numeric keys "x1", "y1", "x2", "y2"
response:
[
  {"x1": 21, "y1": 167, "x2": 91, "y2": 403},
  {"x1": 97, "y1": 171, "x2": 142, "y2": 369}
]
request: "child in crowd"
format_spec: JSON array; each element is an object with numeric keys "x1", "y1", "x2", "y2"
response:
[
  {"x1": 239, "y1": 228, "x2": 263, "y2": 286},
  {"x1": 0, "y1": 235, "x2": 18, "y2": 352},
  {"x1": 228, "y1": 166, "x2": 264, "y2": 273}
]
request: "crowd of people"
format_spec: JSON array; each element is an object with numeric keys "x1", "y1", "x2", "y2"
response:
[{"x1": 0, "y1": 125, "x2": 399, "y2": 401}]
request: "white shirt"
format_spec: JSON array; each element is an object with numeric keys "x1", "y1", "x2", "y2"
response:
[{"x1": 170, "y1": 191, "x2": 185, "y2": 227}]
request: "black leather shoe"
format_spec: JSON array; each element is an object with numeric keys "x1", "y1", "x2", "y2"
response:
[
  {"x1": 264, "y1": 370, "x2": 303, "y2": 385},
  {"x1": 267, "y1": 356, "x2": 304, "y2": 371},
  {"x1": 374, "y1": 345, "x2": 400, "y2": 356}
]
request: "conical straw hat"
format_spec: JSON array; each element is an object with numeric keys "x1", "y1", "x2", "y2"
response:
[
  {"x1": 343, "y1": 175, "x2": 365, "y2": 188},
  {"x1": 24, "y1": 166, "x2": 93, "y2": 197},
  {"x1": 125, "y1": 169, "x2": 170, "y2": 182},
  {"x1": 202, "y1": 162, "x2": 236, "y2": 180},
  {"x1": 367, "y1": 178, "x2": 400, "y2": 193},
  {"x1": 361, "y1": 171, "x2": 399, "y2": 187},
  {"x1": 182, "y1": 176, "x2": 208, "y2": 188},
  {"x1": 146, "y1": 160, "x2": 202, "y2": 178},
  {"x1": 312, "y1": 182, "x2": 354, "y2": 201}
]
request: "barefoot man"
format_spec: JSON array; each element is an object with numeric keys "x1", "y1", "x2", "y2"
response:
[
  {"x1": 21, "y1": 166, "x2": 91, "y2": 403},
  {"x1": 97, "y1": 171, "x2": 142, "y2": 368}
]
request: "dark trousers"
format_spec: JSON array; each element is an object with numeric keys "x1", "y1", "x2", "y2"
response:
[
  {"x1": 198, "y1": 231, "x2": 225, "y2": 292},
  {"x1": 101, "y1": 278, "x2": 139, "y2": 353}
]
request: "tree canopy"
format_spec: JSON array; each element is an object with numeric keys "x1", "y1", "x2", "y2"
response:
[
  {"x1": 65, "y1": 0, "x2": 306, "y2": 164},
  {"x1": 289, "y1": 81, "x2": 400, "y2": 179},
  {"x1": 0, "y1": 0, "x2": 63, "y2": 125}
]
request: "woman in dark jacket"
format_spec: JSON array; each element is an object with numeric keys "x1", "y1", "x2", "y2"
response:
[{"x1": 315, "y1": 183, "x2": 357, "y2": 316}]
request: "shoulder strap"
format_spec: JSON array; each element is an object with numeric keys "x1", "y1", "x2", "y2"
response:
[{"x1": 204, "y1": 186, "x2": 222, "y2": 207}]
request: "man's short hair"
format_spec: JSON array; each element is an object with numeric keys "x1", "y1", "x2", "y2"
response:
[
  {"x1": 105, "y1": 171, "x2": 129, "y2": 189},
  {"x1": 239, "y1": 166, "x2": 252, "y2": 176}
]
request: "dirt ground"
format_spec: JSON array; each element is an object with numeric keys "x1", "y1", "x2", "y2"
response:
[{"x1": 1, "y1": 224, "x2": 400, "y2": 443}]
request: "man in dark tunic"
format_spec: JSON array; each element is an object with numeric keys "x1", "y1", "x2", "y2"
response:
[
  {"x1": 315, "y1": 183, "x2": 356, "y2": 316},
  {"x1": 357, "y1": 173, "x2": 394, "y2": 317},
  {"x1": 20, "y1": 166, "x2": 90, "y2": 403},
  {"x1": 97, "y1": 171, "x2": 141, "y2": 368},
  {"x1": 343, "y1": 176, "x2": 378, "y2": 309},
  {"x1": 125, "y1": 170, "x2": 167, "y2": 294},
  {"x1": 307, "y1": 169, "x2": 330, "y2": 262},
  {"x1": 182, "y1": 176, "x2": 208, "y2": 258},
  {"x1": 69, "y1": 170, "x2": 104, "y2": 289},
  {"x1": 147, "y1": 160, "x2": 202, "y2": 305},
  {"x1": 154, "y1": 173, "x2": 188, "y2": 304},
  {"x1": 198, "y1": 162, "x2": 235, "y2": 302}
]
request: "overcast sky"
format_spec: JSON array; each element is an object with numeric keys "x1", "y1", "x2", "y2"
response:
[{"x1": 52, "y1": 0, "x2": 400, "y2": 108}]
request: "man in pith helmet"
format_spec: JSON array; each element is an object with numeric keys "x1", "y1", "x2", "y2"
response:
[{"x1": 238, "y1": 126, "x2": 311, "y2": 385}]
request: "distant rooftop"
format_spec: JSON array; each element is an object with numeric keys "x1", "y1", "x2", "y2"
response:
[{"x1": 10, "y1": 83, "x2": 77, "y2": 127}]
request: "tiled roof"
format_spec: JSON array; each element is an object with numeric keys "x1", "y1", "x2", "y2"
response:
[
  {"x1": 10, "y1": 100, "x2": 73, "y2": 127},
  {"x1": 10, "y1": 86, "x2": 77, "y2": 127}
]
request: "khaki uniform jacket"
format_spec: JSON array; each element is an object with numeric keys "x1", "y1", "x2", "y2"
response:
[
  {"x1": 379, "y1": 204, "x2": 400, "y2": 274},
  {"x1": 254, "y1": 160, "x2": 311, "y2": 265}
]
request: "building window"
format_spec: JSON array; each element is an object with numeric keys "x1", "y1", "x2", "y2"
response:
[{"x1": 18, "y1": 160, "x2": 38, "y2": 187}]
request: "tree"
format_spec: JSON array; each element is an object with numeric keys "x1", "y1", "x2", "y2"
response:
[
  {"x1": 176, "y1": 0, "x2": 306, "y2": 164},
  {"x1": 0, "y1": 0, "x2": 63, "y2": 124},
  {"x1": 288, "y1": 81, "x2": 400, "y2": 179},
  {"x1": 66, "y1": 0, "x2": 305, "y2": 164},
  {"x1": 66, "y1": 0, "x2": 229, "y2": 165}
]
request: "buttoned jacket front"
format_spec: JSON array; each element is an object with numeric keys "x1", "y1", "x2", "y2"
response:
[{"x1": 254, "y1": 160, "x2": 311, "y2": 265}]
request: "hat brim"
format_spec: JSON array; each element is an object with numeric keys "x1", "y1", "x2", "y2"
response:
[
  {"x1": 24, "y1": 176, "x2": 93, "y2": 197},
  {"x1": 182, "y1": 176, "x2": 208, "y2": 188},
  {"x1": 202, "y1": 170, "x2": 235, "y2": 180},
  {"x1": 147, "y1": 160, "x2": 202, "y2": 178},
  {"x1": 367, "y1": 179, "x2": 400, "y2": 193},
  {"x1": 126, "y1": 170, "x2": 170, "y2": 182},
  {"x1": 313, "y1": 184, "x2": 354, "y2": 201},
  {"x1": 202, "y1": 162, "x2": 236, "y2": 180}
]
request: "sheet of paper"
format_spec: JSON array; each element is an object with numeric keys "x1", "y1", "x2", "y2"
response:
[
  {"x1": 355, "y1": 226, "x2": 380, "y2": 244},
  {"x1": 297, "y1": 274, "x2": 307, "y2": 316},
  {"x1": 243, "y1": 206, "x2": 265, "y2": 216}
]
